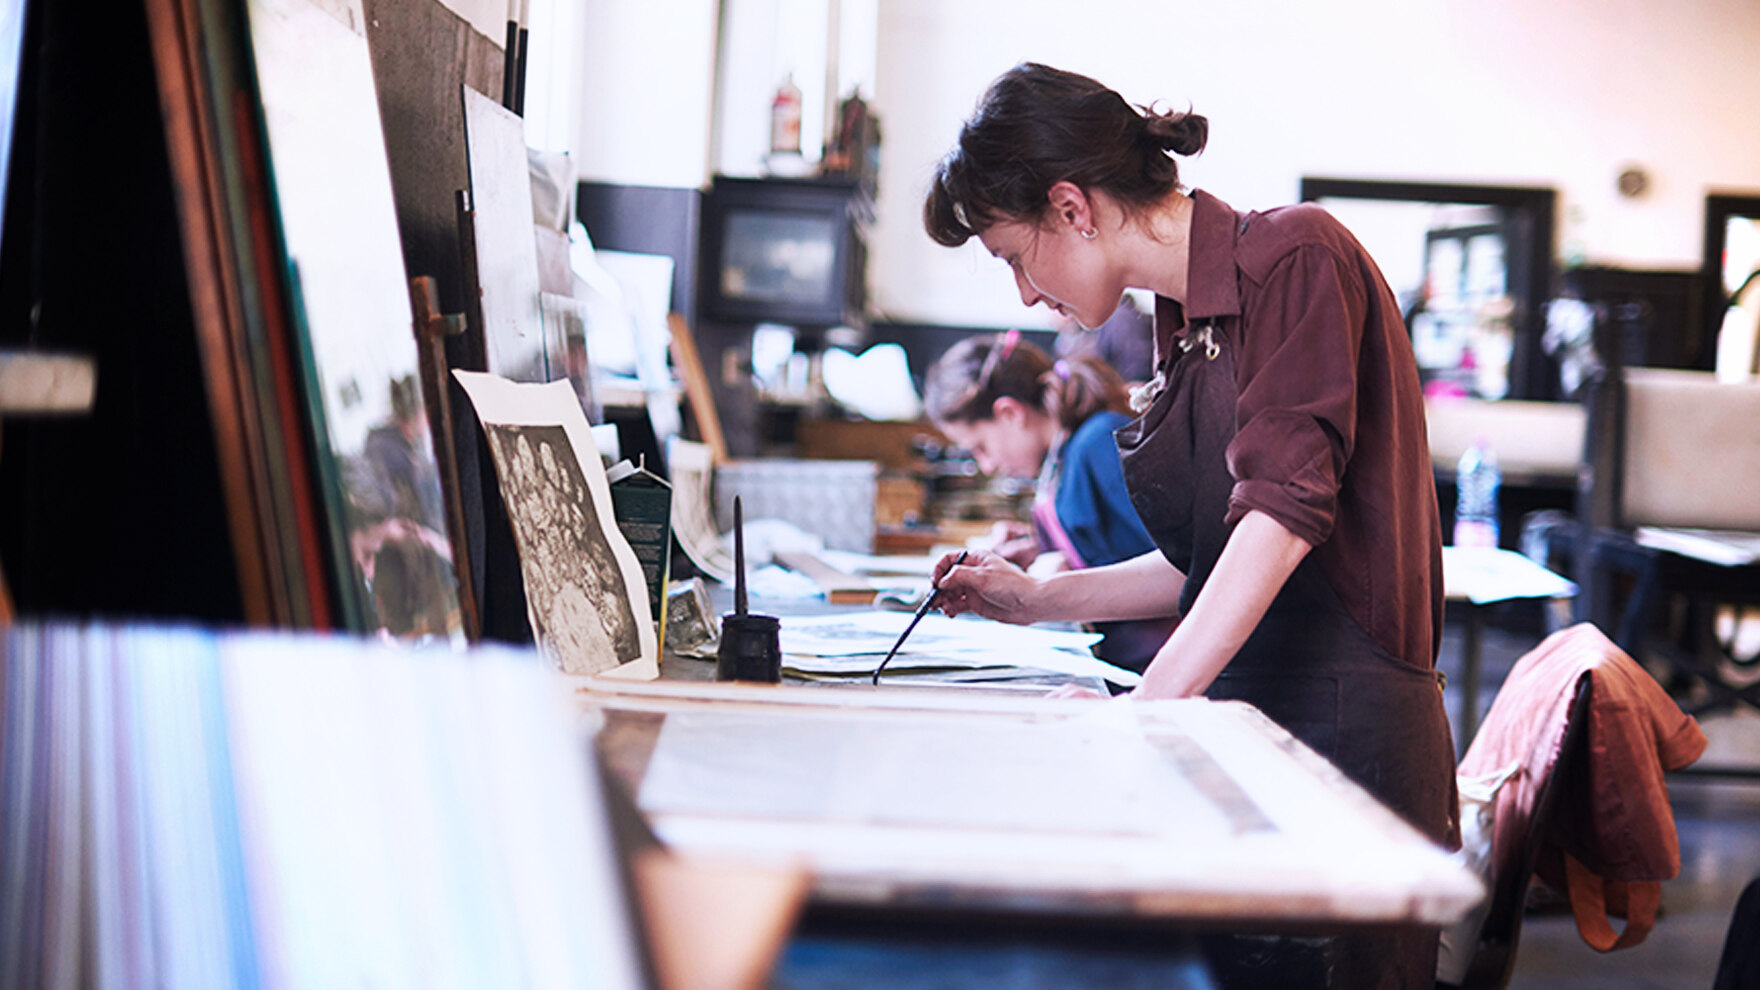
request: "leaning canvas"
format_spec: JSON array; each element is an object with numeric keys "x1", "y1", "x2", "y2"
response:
[{"x1": 454, "y1": 372, "x2": 658, "y2": 679}]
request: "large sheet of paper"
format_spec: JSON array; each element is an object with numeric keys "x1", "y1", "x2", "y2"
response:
[
  {"x1": 454, "y1": 373, "x2": 658, "y2": 679},
  {"x1": 815, "y1": 550, "x2": 943, "y2": 577},
  {"x1": 778, "y1": 611, "x2": 1100, "y2": 657},
  {"x1": 594, "y1": 250, "x2": 682, "y2": 445},
  {"x1": 776, "y1": 612, "x2": 1138, "y2": 688},
  {"x1": 781, "y1": 649, "x2": 1135, "y2": 686},
  {"x1": 461, "y1": 86, "x2": 547, "y2": 381},
  {"x1": 586, "y1": 685, "x2": 1481, "y2": 926}
]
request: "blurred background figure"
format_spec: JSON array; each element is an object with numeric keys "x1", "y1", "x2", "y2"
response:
[
  {"x1": 923, "y1": 330, "x2": 1175, "y2": 674},
  {"x1": 347, "y1": 374, "x2": 457, "y2": 639}
]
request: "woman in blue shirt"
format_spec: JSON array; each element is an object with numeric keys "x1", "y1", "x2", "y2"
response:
[{"x1": 923, "y1": 330, "x2": 1175, "y2": 672}]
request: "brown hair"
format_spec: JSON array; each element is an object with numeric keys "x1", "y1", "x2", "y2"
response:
[
  {"x1": 924, "y1": 63, "x2": 1208, "y2": 248},
  {"x1": 923, "y1": 331, "x2": 1133, "y2": 434}
]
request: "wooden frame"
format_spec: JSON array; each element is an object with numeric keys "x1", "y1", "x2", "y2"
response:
[
  {"x1": 1301, "y1": 178, "x2": 1559, "y2": 401},
  {"x1": 143, "y1": 0, "x2": 324, "y2": 626},
  {"x1": 665, "y1": 313, "x2": 727, "y2": 463}
]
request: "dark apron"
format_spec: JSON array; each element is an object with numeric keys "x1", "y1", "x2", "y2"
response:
[{"x1": 1116, "y1": 319, "x2": 1454, "y2": 990}]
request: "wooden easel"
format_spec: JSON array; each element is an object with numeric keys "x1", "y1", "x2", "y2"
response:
[
  {"x1": 408, "y1": 276, "x2": 481, "y2": 641},
  {"x1": 667, "y1": 313, "x2": 728, "y2": 463}
]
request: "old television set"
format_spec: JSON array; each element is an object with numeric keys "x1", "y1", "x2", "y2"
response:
[{"x1": 697, "y1": 175, "x2": 868, "y2": 329}]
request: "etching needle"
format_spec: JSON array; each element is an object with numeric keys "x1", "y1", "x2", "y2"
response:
[{"x1": 872, "y1": 550, "x2": 967, "y2": 686}]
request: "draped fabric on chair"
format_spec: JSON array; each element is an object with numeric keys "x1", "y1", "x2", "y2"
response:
[{"x1": 1449, "y1": 623, "x2": 1706, "y2": 990}]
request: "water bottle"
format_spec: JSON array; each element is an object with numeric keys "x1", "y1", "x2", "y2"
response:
[{"x1": 1454, "y1": 439, "x2": 1502, "y2": 549}]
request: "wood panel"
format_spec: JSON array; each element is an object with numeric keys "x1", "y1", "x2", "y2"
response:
[
  {"x1": 361, "y1": 0, "x2": 503, "y2": 321},
  {"x1": 795, "y1": 418, "x2": 942, "y2": 472},
  {"x1": 0, "y1": 0, "x2": 245, "y2": 624},
  {"x1": 361, "y1": 0, "x2": 532, "y2": 642}
]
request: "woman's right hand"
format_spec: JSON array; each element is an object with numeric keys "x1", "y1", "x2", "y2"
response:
[{"x1": 931, "y1": 549, "x2": 1044, "y2": 625}]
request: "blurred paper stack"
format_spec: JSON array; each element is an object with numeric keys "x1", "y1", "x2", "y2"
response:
[{"x1": 0, "y1": 625, "x2": 650, "y2": 989}]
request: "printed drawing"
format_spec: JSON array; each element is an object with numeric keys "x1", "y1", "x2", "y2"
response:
[
  {"x1": 454, "y1": 372, "x2": 658, "y2": 680},
  {"x1": 486, "y1": 424, "x2": 641, "y2": 673}
]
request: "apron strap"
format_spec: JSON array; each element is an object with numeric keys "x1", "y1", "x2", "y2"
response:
[
  {"x1": 1563, "y1": 851, "x2": 1662, "y2": 951},
  {"x1": 1031, "y1": 498, "x2": 1087, "y2": 571}
]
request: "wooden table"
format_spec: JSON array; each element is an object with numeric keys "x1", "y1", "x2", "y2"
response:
[
  {"x1": 617, "y1": 593, "x2": 1481, "y2": 985},
  {"x1": 1442, "y1": 546, "x2": 1578, "y2": 749},
  {"x1": 581, "y1": 679, "x2": 1481, "y2": 932}
]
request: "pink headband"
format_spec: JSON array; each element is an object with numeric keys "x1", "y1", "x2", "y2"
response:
[
  {"x1": 1053, "y1": 359, "x2": 1071, "y2": 381},
  {"x1": 999, "y1": 328, "x2": 1020, "y2": 359}
]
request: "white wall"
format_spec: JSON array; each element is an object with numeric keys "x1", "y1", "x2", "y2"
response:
[
  {"x1": 571, "y1": 0, "x2": 720, "y2": 188},
  {"x1": 871, "y1": 0, "x2": 1760, "y2": 329},
  {"x1": 714, "y1": 0, "x2": 831, "y2": 176},
  {"x1": 711, "y1": 0, "x2": 879, "y2": 178},
  {"x1": 432, "y1": 0, "x2": 719, "y2": 187}
]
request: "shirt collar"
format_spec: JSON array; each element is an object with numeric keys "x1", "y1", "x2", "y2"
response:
[
  {"x1": 1183, "y1": 189, "x2": 1244, "y2": 322},
  {"x1": 1152, "y1": 190, "x2": 1245, "y2": 372}
]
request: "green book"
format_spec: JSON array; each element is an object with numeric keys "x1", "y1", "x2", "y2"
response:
[{"x1": 607, "y1": 458, "x2": 673, "y2": 628}]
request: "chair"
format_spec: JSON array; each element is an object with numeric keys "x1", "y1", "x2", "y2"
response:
[
  {"x1": 1442, "y1": 623, "x2": 1707, "y2": 990},
  {"x1": 1442, "y1": 676, "x2": 1590, "y2": 990},
  {"x1": 1578, "y1": 368, "x2": 1760, "y2": 720}
]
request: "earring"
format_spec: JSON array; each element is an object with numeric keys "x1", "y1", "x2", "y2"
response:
[{"x1": 1081, "y1": 227, "x2": 1097, "y2": 241}]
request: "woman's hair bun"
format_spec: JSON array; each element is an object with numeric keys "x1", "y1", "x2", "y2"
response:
[
  {"x1": 922, "y1": 64, "x2": 1203, "y2": 239},
  {"x1": 1142, "y1": 108, "x2": 1208, "y2": 157}
]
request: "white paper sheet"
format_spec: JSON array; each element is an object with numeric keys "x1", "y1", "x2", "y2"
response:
[
  {"x1": 816, "y1": 549, "x2": 942, "y2": 576},
  {"x1": 1441, "y1": 546, "x2": 1577, "y2": 604},
  {"x1": 770, "y1": 611, "x2": 1137, "y2": 687},
  {"x1": 781, "y1": 648, "x2": 1140, "y2": 688},
  {"x1": 778, "y1": 611, "x2": 1101, "y2": 657},
  {"x1": 595, "y1": 250, "x2": 682, "y2": 444}
]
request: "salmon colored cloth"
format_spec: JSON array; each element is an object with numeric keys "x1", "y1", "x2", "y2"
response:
[{"x1": 1459, "y1": 623, "x2": 1706, "y2": 951}]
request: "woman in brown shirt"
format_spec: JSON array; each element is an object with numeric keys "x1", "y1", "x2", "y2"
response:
[{"x1": 925, "y1": 63, "x2": 1456, "y2": 989}]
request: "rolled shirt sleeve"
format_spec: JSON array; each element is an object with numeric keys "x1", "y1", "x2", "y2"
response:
[{"x1": 1223, "y1": 242, "x2": 1369, "y2": 546}]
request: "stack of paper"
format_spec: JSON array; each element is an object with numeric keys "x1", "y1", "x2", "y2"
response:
[
  {"x1": 0, "y1": 625, "x2": 648, "y2": 989},
  {"x1": 777, "y1": 612, "x2": 1140, "y2": 688}
]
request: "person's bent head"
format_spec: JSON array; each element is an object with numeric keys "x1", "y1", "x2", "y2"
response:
[
  {"x1": 924, "y1": 330, "x2": 1132, "y2": 477},
  {"x1": 923, "y1": 63, "x2": 1207, "y2": 247}
]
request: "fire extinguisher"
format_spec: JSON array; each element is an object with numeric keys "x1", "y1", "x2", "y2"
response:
[{"x1": 771, "y1": 73, "x2": 803, "y2": 156}]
